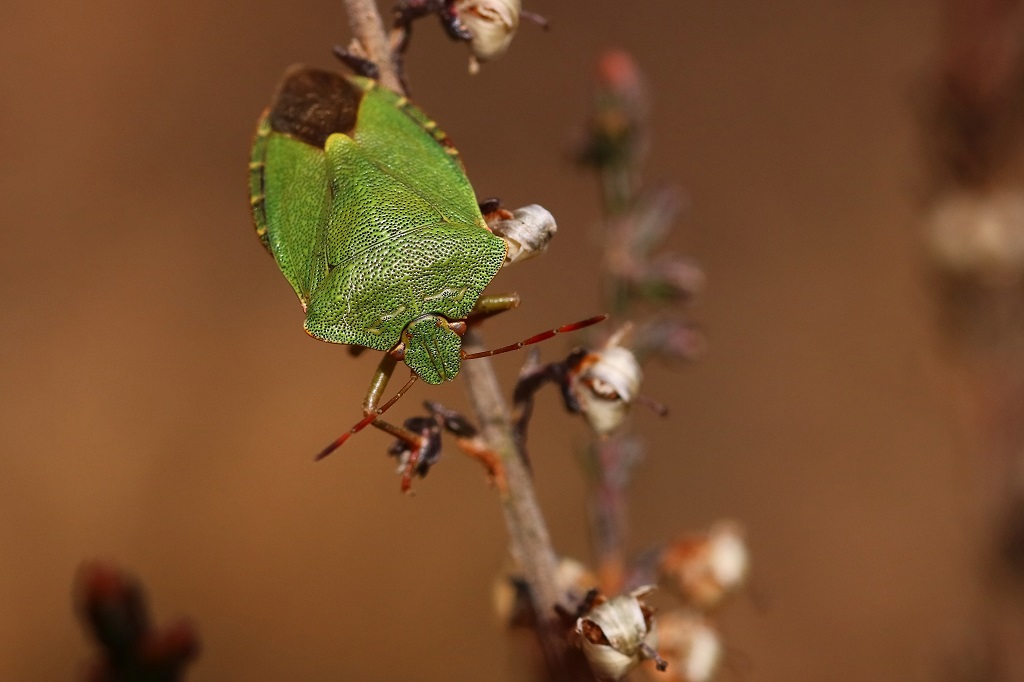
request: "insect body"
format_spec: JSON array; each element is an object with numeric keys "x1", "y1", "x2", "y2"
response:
[
  {"x1": 250, "y1": 66, "x2": 603, "y2": 474},
  {"x1": 250, "y1": 66, "x2": 507, "y2": 383}
]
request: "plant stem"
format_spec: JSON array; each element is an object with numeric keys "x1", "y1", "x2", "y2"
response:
[
  {"x1": 342, "y1": 0, "x2": 403, "y2": 93},
  {"x1": 339, "y1": 0, "x2": 567, "y2": 669},
  {"x1": 461, "y1": 331, "x2": 565, "y2": 666}
]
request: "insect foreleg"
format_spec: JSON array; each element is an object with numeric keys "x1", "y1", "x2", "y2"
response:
[
  {"x1": 361, "y1": 355, "x2": 424, "y2": 447},
  {"x1": 313, "y1": 354, "x2": 423, "y2": 470},
  {"x1": 467, "y1": 292, "x2": 521, "y2": 323}
]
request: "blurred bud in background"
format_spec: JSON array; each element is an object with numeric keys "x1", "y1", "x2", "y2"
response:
[
  {"x1": 928, "y1": 188, "x2": 1024, "y2": 281},
  {"x1": 644, "y1": 611, "x2": 722, "y2": 682},
  {"x1": 658, "y1": 522, "x2": 749, "y2": 611}
]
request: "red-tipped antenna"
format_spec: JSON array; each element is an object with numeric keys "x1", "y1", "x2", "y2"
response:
[
  {"x1": 462, "y1": 314, "x2": 608, "y2": 360},
  {"x1": 314, "y1": 373, "x2": 420, "y2": 461}
]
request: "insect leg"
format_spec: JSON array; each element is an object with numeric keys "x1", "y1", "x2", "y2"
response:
[
  {"x1": 467, "y1": 293, "x2": 521, "y2": 323},
  {"x1": 360, "y1": 356, "x2": 427, "y2": 448},
  {"x1": 314, "y1": 355, "x2": 424, "y2": 471},
  {"x1": 331, "y1": 46, "x2": 380, "y2": 80}
]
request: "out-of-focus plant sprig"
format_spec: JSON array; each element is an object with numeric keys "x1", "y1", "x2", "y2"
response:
[
  {"x1": 75, "y1": 562, "x2": 199, "y2": 682},
  {"x1": 922, "y1": 1, "x2": 1024, "y2": 680},
  {"x1": 494, "y1": 49, "x2": 748, "y2": 682},
  {"x1": 571, "y1": 48, "x2": 706, "y2": 595}
]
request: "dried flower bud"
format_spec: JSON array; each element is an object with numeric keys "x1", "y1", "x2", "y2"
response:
[
  {"x1": 927, "y1": 188, "x2": 1024, "y2": 280},
  {"x1": 568, "y1": 327, "x2": 643, "y2": 437},
  {"x1": 658, "y1": 522, "x2": 749, "y2": 610},
  {"x1": 489, "y1": 204, "x2": 557, "y2": 265},
  {"x1": 577, "y1": 49, "x2": 648, "y2": 170},
  {"x1": 647, "y1": 611, "x2": 722, "y2": 682},
  {"x1": 640, "y1": 256, "x2": 705, "y2": 301},
  {"x1": 387, "y1": 414, "x2": 443, "y2": 492},
  {"x1": 576, "y1": 586, "x2": 664, "y2": 680},
  {"x1": 453, "y1": 0, "x2": 521, "y2": 74}
]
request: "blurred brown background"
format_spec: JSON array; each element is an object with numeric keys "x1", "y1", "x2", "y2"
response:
[{"x1": 0, "y1": 0, "x2": 995, "y2": 680}]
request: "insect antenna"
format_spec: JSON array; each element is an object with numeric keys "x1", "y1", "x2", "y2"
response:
[
  {"x1": 314, "y1": 373, "x2": 421, "y2": 461},
  {"x1": 463, "y1": 314, "x2": 609, "y2": 360}
]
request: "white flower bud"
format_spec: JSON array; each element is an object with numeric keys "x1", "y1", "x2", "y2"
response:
[
  {"x1": 453, "y1": 0, "x2": 521, "y2": 74},
  {"x1": 658, "y1": 522, "x2": 748, "y2": 610},
  {"x1": 927, "y1": 188, "x2": 1024, "y2": 279},
  {"x1": 650, "y1": 611, "x2": 722, "y2": 682},
  {"x1": 706, "y1": 523, "x2": 748, "y2": 590},
  {"x1": 489, "y1": 204, "x2": 557, "y2": 265},
  {"x1": 576, "y1": 586, "x2": 661, "y2": 681},
  {"x1": 570, "y1": 329, "x2": 643, "y2": 436}
]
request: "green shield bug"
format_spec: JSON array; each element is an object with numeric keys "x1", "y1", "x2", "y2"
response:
[{"x1": 249, "y1": 66, "x2": 604, "y2": 485}]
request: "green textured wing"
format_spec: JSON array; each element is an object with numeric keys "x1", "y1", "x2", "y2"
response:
[
  {"x1": 350, "y1": 80, "x2": 485, "y2": 230},
  {"x1": 250, "y1": 67, "x2": 365, "y2": 306},
  {"x1": 250, "y1": 117, "x2": 330, "y2": 305}
]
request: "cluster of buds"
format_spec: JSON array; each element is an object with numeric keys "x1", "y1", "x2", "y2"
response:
[
  {"x1": 640, "y1": 522, "x2": 748, "y2": 681},
  {"x1": 573, "y1": 522, "x2": 748, "y2": 681},
  {"x1": 598, "y1": 183, "x2": 705, "y2": 365},
  {"x1": 75, "y1": 562, "x2": 200, "y2": 682},
  {"x1": 491, "y1": 527, "x2": 747, "y2": 682},
  {"x1": 495, "y1": 564, "x2": 680, "y2": 681}
]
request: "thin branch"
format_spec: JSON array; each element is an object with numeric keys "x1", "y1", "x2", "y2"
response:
[
  {"x1": 337, "y1": 0, "x2": 569, "y2": 670},
  {"x1": 342, "y1": 0, "x2": 403, "y2": 93},
  {"x1": 461, "y1": 330, "x2": 567, "y2": 671}
]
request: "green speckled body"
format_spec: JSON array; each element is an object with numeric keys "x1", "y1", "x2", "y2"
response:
[{"x1": 249, "y1": 67, "x2": 507, "y2": 383}]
